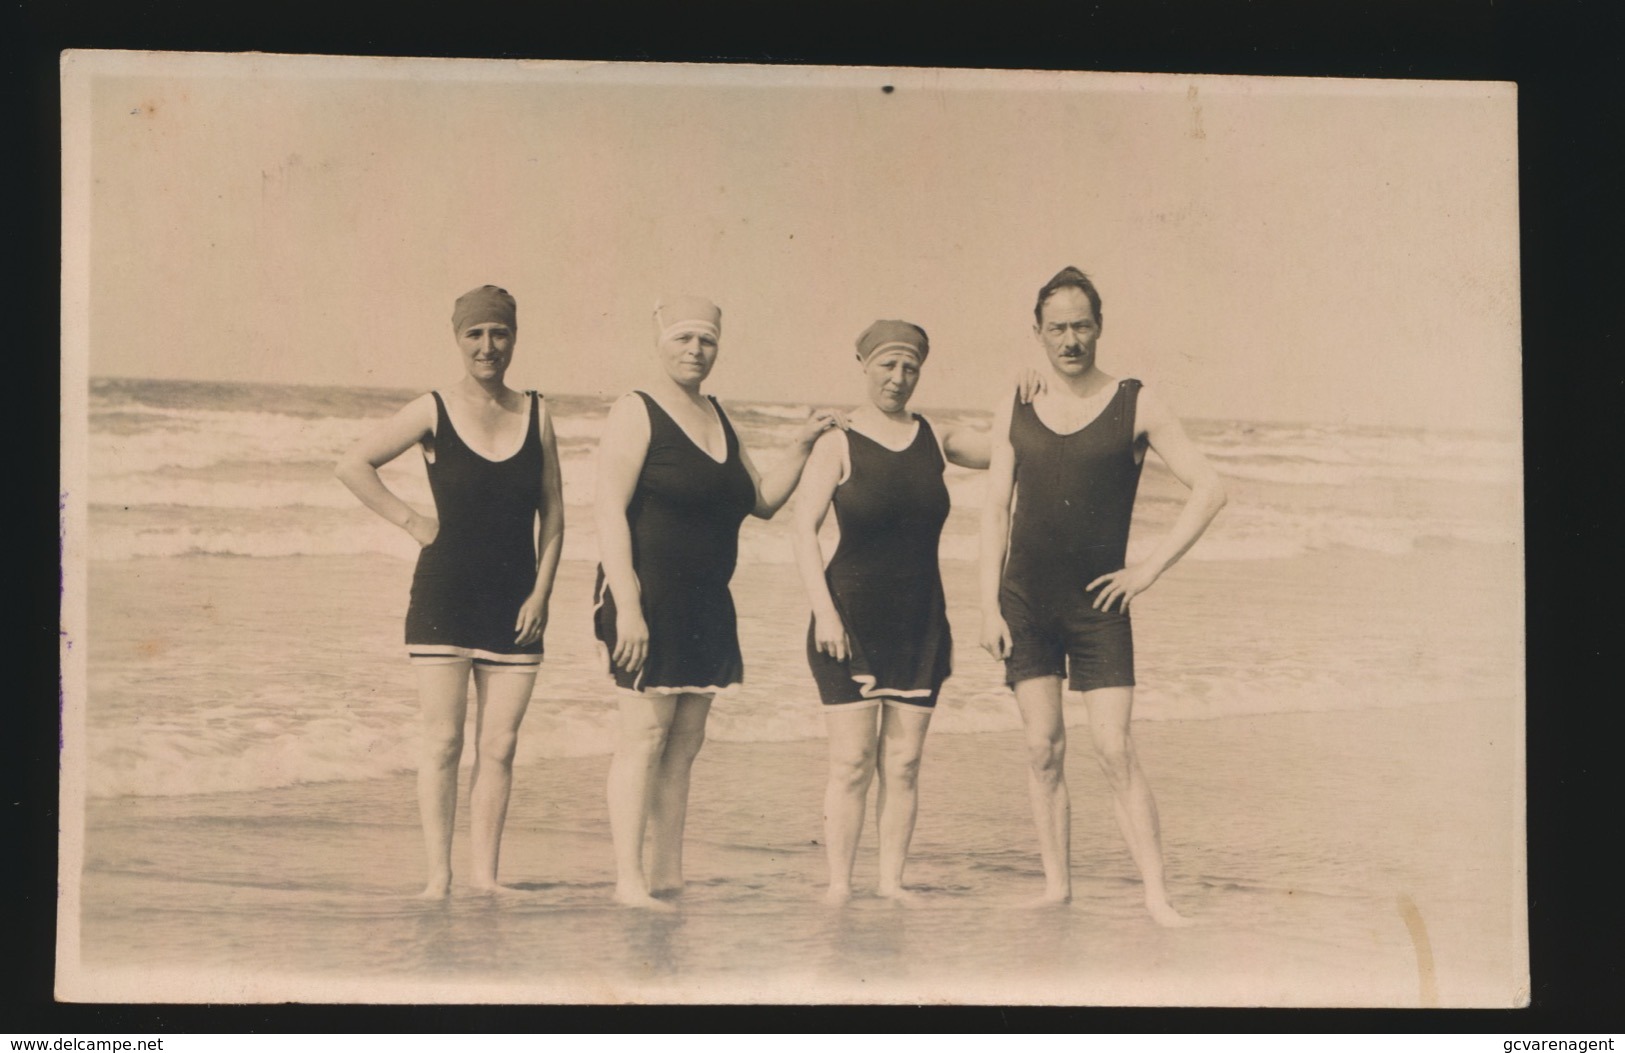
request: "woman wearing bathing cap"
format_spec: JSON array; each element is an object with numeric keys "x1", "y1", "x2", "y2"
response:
[
  {"x1": 790, "y1": 321, "x2": 1026, "y2": 904},
  {"x1": 336, "y1": 285, "x2": 565, "y2": 898},
  {"x1": 593, "y1": 295, "x2": 843, "y2": 909}
]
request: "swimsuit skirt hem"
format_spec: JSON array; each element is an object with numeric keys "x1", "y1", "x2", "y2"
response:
[{"x1": 405, "y1": 644, "x2": 542, "y2": 662}]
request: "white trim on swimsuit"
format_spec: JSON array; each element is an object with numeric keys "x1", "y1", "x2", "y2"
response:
[{"x1": 408, "y1": 644, "x2": 542, "y2": 668}]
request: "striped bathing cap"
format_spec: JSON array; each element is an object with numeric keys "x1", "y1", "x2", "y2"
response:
[{"x1": 855, "y1": 319, "x2": 929, "y2": 364}]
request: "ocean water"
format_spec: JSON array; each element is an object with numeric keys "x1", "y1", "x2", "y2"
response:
[
  {"x1": 70, "y1": 377, "x2": 1527, "y2": 1004},
  {"x1": 78, "y1": 376, "x2": 1523, "y2": 800}
]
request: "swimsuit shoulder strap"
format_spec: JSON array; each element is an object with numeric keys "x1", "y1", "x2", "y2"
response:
[
  {"x1": 708, "y1": 395, "x2": 740, "y2": 456},
  {"x1": 629, "y1": 389, "x2": 664, "y2": 433},
  {"x1": 1119, "y1": 378, "x2": 1144, "y2": 443},
  {"x1": 527, "y1": 389, "x2": 545, "y2": 448},
  {"x1": 427, "y1": 389, "x2": 467, "y2": 450},
  {"x1": 1007, "y1": 390, "x2": 1025, "y2": 441},
  {"x1": 916, "y1": 414, "x2": 947, "y2": 470},
  {"x1": 428, "y1": 390, "x2": 447, "y2": 438}
]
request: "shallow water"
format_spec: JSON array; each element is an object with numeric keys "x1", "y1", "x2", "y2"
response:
[
  {"x1": 81, "y1": 538, "x2": 1523, "y2": 801},
  {"x1": 78, "y1": 696, "x2": 1522, "y2": 1004}
]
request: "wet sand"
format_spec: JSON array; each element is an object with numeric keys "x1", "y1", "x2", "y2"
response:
[{"x1": 69, "y1": 694, "x2": 1523, "y2": 1005}]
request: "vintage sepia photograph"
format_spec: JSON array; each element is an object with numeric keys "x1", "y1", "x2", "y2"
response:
[{"x1": 59, "y1": 50, "x2": 1525, "y2": 1006}]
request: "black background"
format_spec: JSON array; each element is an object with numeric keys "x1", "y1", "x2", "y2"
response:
[{"x1": 12, "y1": 0, "x2": 1622, "y2": 1033}]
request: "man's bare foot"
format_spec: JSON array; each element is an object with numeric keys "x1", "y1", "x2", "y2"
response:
[
  {"x1": 416, "y1": 875, "x2": 452, "y2": 899},
  {"x1": 822, "y1": 885, "x2": 854, "y2": 906},
  {"x1": 614, "y1": 884, "x2": 678, "y2": 912},
  {"x1": 1147, "y1": 897, "x2": 1195, "y2": 927},
  {"x1": 877, "y1": 886, "x2": 926, "y2": 907},
  {"x1": 469, "y1": 880, "x2": 526, "y2": 897}
]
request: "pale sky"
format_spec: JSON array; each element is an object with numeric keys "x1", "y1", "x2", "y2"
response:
[{"x1": 73, "y1": 54, "x2": 1521, "y2": 428}]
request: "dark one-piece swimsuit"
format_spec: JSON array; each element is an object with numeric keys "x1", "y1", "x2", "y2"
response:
[
  {"x1": 807, "y1": 417, "x2": 953, "y2": 708},
  {"x1": 1000, "y1": 379, "x2": 1145, "y2": 692},
  {"x1": 593, "y1": 391, "x2": 758, "y2": 693},
  {"x1": 405, "y1": 390, "x2": 546, "y2": 666}
]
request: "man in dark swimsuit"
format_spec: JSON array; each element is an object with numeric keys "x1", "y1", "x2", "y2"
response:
[{"x1": 979, "y1": 267, "x2": 1227, "y2": 924}]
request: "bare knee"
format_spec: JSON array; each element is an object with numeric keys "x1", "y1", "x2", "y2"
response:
[
  {"x1": 478, "y1": 728, "x2": 521, "y2": 770},
  {"x1": 1092, "y1": 734, "x2": 1135, "y2": 791},
  {"x1": 1025, "y1": 734, "x2": 1066, "y2": 788},
  {"x1": 663, "y1": 723, "x2": 707, "y2": 767},
  {"x1": 422, "y1": 727, "x2": 464, "y2": 771},
  {"x1": 879, "y1": 744, "x2": 922, "y2": 791},
  {"x1": 617, "y1": 719, "x2": 671, "y2": 766},
  {"x1": 829, "y1": 744, "x2": 877, "y2": 795}
]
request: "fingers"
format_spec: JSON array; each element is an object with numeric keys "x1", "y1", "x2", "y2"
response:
[
  {"x1": 1088, "y1": 571, "x2": 1124, "y2": 612},
  {"x1": 1093, "y1": 585, "x2": 1132, "y2": 614},
  {"x1": 612, "y1": 633, "x2": 647, "y2": 673},
  {"x1": 817, "y1": 634, "x2": 849, "y2": 662},
  {"x1": 1015, "y1": 370, "x2": 1048, "y2": 403},
  {"x1": 808, "y1": 408, "x2": 848, "y2": 433}
]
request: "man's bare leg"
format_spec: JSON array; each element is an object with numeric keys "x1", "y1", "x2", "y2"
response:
[
  {"x1": 1082, "y1": 686, "x2": 1192, "y2": 926},
  {"x1": 1013, "y1": 675, "x2": 1071, "y2": 903},
  {"x1": 875, "y1": 704, "x2": 932, "y2": 904},
  {"x1": 647, "y1": 693, "x2": 712, "y2": 896}
]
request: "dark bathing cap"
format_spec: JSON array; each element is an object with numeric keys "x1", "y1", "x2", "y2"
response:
[
  {"x1": 855, "y1": 319, "x2": 929, "y2": 364},
  {"x1": 452, "y1": 285, "x2": 518, "y2": 333}
]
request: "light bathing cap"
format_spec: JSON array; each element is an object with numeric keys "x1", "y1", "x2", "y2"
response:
[
  {"x1": 452, "y1": 285, "x2": 517, "y2": 333},
  {"x1": 654, "y1": 295, "x2": 722, "y2": 343},
  {"x1": 855, "y1": 319, "x2": 929, "y2": 364}
]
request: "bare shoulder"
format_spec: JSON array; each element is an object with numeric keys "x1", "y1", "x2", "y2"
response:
[
  {"x1": 1130, "y1": 380, "x2": 1178, "y2": 431},
  {"x1": 1132, "y1": 383, "x2": 1208, "y2": 459},
  {"x1": 605, "y1": 391, "x2": 651, "y2": 427},
  {"x1": 534, "y1": 393, "x2": 556, "y2": 434},
  {"x1": 399, "y1": 391, "x2": 439, "y2": 432},
  {"x1": 811, "y1": 426, "x2": 849, "y2": 456},
  {"x1": 800, "y1": 426, "x2": 848, "y2": 484},
  {"x1": 988, "y1": 389, "x2": 1018, "y2": 436}
]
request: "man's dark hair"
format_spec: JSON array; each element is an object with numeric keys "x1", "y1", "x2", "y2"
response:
[{"x1": 1033, "y1": 266, "x2": 1103, "y2": 327}]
